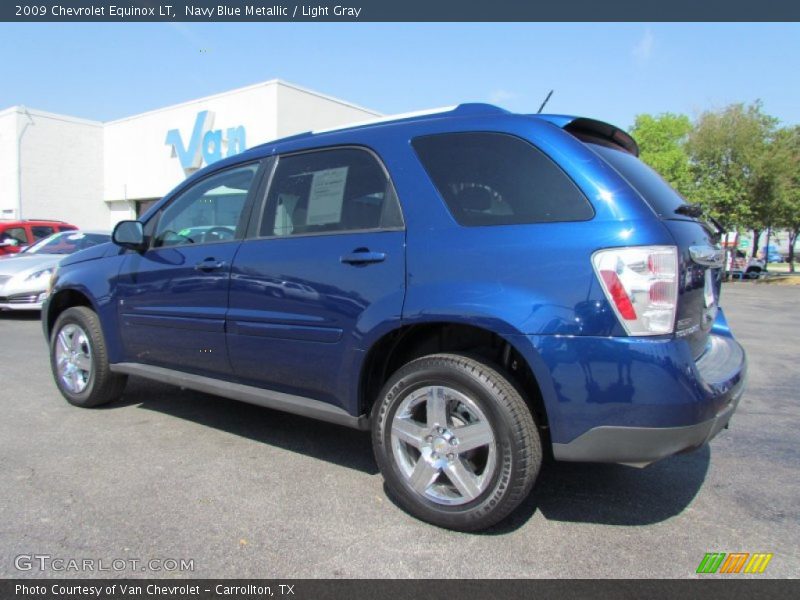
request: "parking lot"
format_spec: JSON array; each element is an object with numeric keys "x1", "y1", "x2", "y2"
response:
[{"x1": 0, "y1": 283, "x2": 797, "y2": 578}]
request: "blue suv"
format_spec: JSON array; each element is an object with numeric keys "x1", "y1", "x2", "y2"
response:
[{"x1": 43, "y1": 105, "x2": 746, "y2": 531}]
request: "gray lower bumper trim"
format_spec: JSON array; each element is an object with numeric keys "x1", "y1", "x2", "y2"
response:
[
  {"x1": 110, "y1": 362, "x2": 369, "y2": 431},
  {"x1": 552, "y1": 395, "x2": 740, "y2": 467}
]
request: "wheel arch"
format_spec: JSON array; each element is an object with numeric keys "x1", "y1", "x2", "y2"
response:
[
  {"x1": 45, "y1": 288, "x2": 96, "y2": 339},
  {"x1": 358, "y1": 321, "x2": 550, "y2": 432}
]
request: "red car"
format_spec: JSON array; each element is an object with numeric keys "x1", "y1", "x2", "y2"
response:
[{"x1": 0, "y1": 220, "x2": 78, "y2": 256}]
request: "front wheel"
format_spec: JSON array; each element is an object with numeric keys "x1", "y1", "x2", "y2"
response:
[
  {"x1": 50, "y1": 306, "x2": 127, "y2": 408},
  {"x1": 372, "y1": 353, "x2": 541, "y2": 531}
]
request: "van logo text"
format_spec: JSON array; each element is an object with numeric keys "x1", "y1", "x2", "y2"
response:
[{"x1": 165, "y1": 111, "x2": 246, "y2": 175}]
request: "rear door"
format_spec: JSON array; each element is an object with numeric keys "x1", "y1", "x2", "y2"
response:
[
  {"x1": 227, "y1": 147, "x2": 405, "y2": 408},
  {"x1": 588, "y1": 143, "x2": 721, "y2": 358},
  {"x1": 116, "y1": 161, "x2": 263, "y2": 375}
]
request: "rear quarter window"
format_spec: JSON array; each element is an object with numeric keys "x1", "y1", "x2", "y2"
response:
[{"x1": 412, "y1": 132, "x2": 593, "y2": 226}]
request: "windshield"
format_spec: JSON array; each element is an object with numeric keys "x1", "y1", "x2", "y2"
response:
[
  {"x1": 588, "y1": 143, "x2": 688, "y2": 218},
  {"x1": 24, "y1": 231, "x2": 110, "y2": 255}
]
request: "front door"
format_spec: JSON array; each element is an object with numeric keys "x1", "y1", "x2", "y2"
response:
[
  {"x1": 116, "y1": 162, "x2": 262, "y2": 375},
  {"x1": 227, "y1": 147, "x2": 406, "y2": 409}
]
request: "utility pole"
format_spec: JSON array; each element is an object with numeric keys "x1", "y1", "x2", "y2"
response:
[{"x1": 16, "y1": 106, "x2": 35, "y2": 220}]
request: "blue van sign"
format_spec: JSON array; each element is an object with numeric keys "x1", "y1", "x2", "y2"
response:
[{"x1": 165, "y1": 110, "x2": 247, "y2": 174}]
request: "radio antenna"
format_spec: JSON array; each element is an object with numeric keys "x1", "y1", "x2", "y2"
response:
[{"x1": 537, "y1": 90, "x2": 554, "y2": 114}]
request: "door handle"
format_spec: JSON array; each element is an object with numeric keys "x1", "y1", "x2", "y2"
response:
[
  {"x1": 194, "y1": 258, "x2": 226, "y2": 271},
  {"x1": 340, "y1": 249, "x2": 386, "y2": 265}
]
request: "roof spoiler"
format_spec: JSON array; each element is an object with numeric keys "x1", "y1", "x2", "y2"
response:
[{"x1": 533, "y1": 115, "x2": 639, "y2": 157}]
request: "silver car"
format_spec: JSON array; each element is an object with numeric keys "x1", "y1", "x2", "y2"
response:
[{"x1": 0, "y1": 231, "x2": 110, "y2": 311}]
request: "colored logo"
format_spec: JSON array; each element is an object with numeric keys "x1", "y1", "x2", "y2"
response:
[
  {"x1": 696, "y1": 552, "x2": 773, "y2": 574},
  {"x1": 165, "y1": 111, "x2": 247, "y2": 174}
]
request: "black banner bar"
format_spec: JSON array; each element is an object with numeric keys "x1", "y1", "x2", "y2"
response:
[
  {"x1": 2, "y1": 0, "x2": 800, "y2": 22},
  {"x1": 1, "y1": 580, "x2": 799, "y2": 600}
]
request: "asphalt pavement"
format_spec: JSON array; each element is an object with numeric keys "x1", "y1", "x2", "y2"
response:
[{"x1": 0, "y1": 283, "x2": 797, "y2": 578}]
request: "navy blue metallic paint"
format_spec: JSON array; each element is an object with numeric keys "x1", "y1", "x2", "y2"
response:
[
  {"x1": 509, "y1": 319, "x2": 744, "y2": 445},
  {"x1": 115, "y1": 241, "x2": 242, "y2": 375},
  {"x1": 227, "y1": 230, "x2": 405, "y2": 409},
  {"x1": 43, "y1": 105, "x2": 747, "y2": 458}
]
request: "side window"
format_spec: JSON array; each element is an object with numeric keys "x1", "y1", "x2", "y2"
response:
[
  {"x1": 31, "y1": 226, "x2": 55, "y2": 240},
  {"x1": 2, "y1": 227, "x2": 27, "y2": 246},
  {"x1": 260, "y1": 148, "x2": 403, "y2": 237},
  {"x1": 412, "y1": 132, "x2": 593, "y2": 226},
  {"x1": 154, "y1": 163, "x2": 259, "y2": 248}
]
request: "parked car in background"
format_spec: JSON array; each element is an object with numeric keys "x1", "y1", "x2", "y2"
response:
[
  {"x1": 0, "y1": 219, "x2": 78, "y2": 256},
  {"x1": 42, "y1": 104, "x2": 746, "y2": 531},
  {"x1": 0, "y1": 231, "x2": 110, "y2": 310},
  {"x1": 727, "y1": 250, "x2": 766, "y2": 279}
]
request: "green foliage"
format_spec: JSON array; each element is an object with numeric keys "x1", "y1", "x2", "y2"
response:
[
  {"x1": 686, "y1": 101, "x2": 779, "y2": 231},
  {"x1": 771, "y1": 126, "x2": 800, "y2": 269},
  {"x1": 629, "y1": 102, "x2": 796, "y2": 246},
  {"x1": 630, "y1": 113, "x2": 694, "y2": 200}
]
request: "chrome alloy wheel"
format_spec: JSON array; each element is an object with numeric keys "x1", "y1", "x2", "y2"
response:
[
  {"x1": 390, "y1": 385, "x2": 497, "y2": 506},
  {"x1": 55, "y1": 324, "x2": 93, "y2": 394}
]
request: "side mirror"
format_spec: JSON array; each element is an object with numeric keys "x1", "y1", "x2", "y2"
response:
[
  {"x1": 0, "y1": 239, "x2": 19, "y2": 248},
  {"x1": 112, "y1": 220, "x2": 146, "y2": 251}
]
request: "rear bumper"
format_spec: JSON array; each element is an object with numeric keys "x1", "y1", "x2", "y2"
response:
[
  {"x1": 551, "y1": 380, "x2": 743, "y2": 466},
  {"x1": 509, "y1": 315, "x2": 747, "y2": 466}
]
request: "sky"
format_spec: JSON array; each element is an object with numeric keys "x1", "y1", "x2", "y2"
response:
[{"x1": 1, "y1": 22, "x2": 798, "y2": 130}]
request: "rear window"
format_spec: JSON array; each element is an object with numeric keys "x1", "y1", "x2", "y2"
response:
[
  {"x1": 588, "y1": 143, "x2": 686, "y2": 218},
  {"x1": 412, "y1": 132, "x2": 593, "y2": 226}
]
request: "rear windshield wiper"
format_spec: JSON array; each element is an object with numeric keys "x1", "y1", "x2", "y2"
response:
[
  {"x1": 675, "y1": 203, "x2": 724, "y2": 239},
  {"x1": 674, "y1": 203, "x2": 704, "y2": 218}
]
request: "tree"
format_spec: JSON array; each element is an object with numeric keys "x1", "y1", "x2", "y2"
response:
[
  {"x1": 772, "y1": 126, "x2": 800, "y2": 271},
  {"x1": 687, "y1": 102, "x2": 779, "y2": 256},
  {"x1": 630, "y1": 113, "x2": 694, "y2": 200}
]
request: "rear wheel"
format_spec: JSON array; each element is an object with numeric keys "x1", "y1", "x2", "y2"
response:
[
  {"x1": 372, "y1": 353, "x2": 541, "y2": 531},
  {"x1": 50, "y1": 306, "x2": 127, "y2": 408}
]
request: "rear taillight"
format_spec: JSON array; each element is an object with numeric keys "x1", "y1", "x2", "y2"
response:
[{"x1": 592, "y1": 246, "x2": 678, "y2": 336}]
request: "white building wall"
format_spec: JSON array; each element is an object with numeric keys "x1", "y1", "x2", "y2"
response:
[
  {"x1": 275, "y1": 83, "x2": 381, "y2": 138},
  {"x1": 0, "y1": 109, "x2": 19, "y2": 219},
  {"x1": 2, "y1": 80, "x2": 382, "y2": 230},
  {"x1": 17, "y1": 109, "x2": 104, "y2": 229},
  {"x1": 103, "y1": 81, "x2": 280, "y2": 209}
]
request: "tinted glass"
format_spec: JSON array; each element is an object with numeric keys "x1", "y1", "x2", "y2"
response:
[
  {"x1": 31, "y1": 226, "x2": 55, "y2": 240},
  {"x1": 588, "y1": 143, "x2": 686, "y2": 218},
  {"x1": 1, "y1": 227, "x2": 27, "y2": 246},
  {"x1": 260, "y1": 148, "x2": 403, "y2": 237},
  {"x1": 412, "y1": 132, "x2": 593, "y2": 226},
  {"x1": 26, "y1": 231, "x2": 111, "y2": 255},
  {"x1": 154, "y1": 163, "x2": 258, "y2": 247}
]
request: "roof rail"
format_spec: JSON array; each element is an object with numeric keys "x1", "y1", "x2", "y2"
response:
[
  {"x1": 18, "y1": 218, "x2": 68, "y2": 223},
  {"x1": 252, "y1": 103, "x2": 510, "y2": 151},
  {"x1": 311, "y1": 103, "x2": 507, "y2": 135}
]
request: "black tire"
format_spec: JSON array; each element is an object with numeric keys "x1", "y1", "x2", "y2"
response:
[
  {"x1": 49, "y1": 306, "x2": 127, "y2": 408},
  {"x1": 372, "y1": 353, "x2": 541, "y2": 531}
]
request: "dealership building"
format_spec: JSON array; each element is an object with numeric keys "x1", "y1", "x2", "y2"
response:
[{"x1": 0, "y1": 80, "x2": 381, "y2": 229}]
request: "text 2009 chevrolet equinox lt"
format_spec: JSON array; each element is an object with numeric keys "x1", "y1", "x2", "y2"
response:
[{"x1": 43, "y1": 104, "x2": 746, "y2": 531}]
